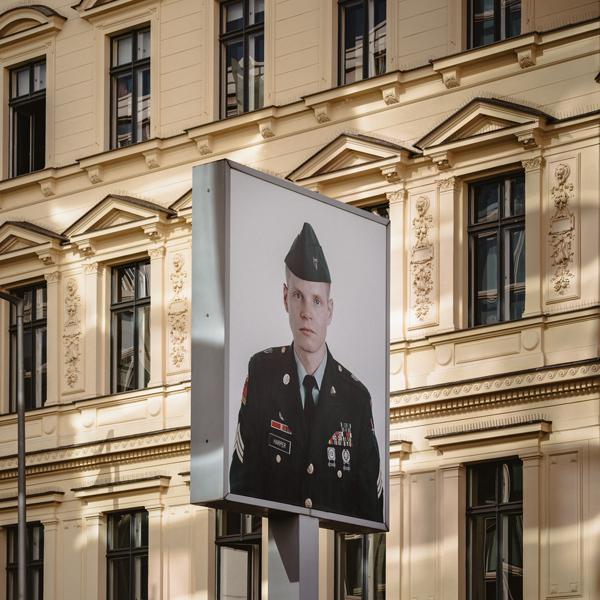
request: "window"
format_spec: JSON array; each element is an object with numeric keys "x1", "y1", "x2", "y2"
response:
[
  {"x1": 9, "y1": 61, "x2": 46, "y2": 177},
  {"x1": 9, "y1": 282, "x2": 47, "y2": 412},
  {"x1": 107, "y1": 511, "x2": 148, "y2": 600},
  {"x1": 339, "y1": 0, "x2": 386, "y2": 85},
  {"x1": 468, "y1": 0, "x2": 521, "y2": 49},
  {"x1": 111, "y1": 261, "x2": 151, "y2": 393},
  {"x1": 216, "y1": 511, "x2": 262, "y2": 599},
  {"x1": 6, "y1": 522, "x2": 44, "y2": 600},
  {"x1": 467, "y1": 459, "x2": 523, "y2": 600},
  {"x1": 337, "y1": 532, "x2": 386, "y2": 599},
  {"x1": 110, "y1": 28, "x2": 151, "y2": 148},
  {"x1": 468, "y1": 172, "x2": 525, "y2": 327},
  {"x1": 220, "y1": 0, "x2": 265, "y2": 118}
]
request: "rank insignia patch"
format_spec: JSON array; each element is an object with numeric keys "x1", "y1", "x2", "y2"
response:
[
  {"x1": 328, "y1": 422, "x2": 353, "y2": 447},
  {"x1": 241, "y1": 377, "x2": 248, "y2": 405},
  {"x1": 342, "y1": 448, "x2": 350, "y2": 471},
  {"x1": 327, "y1": 447, "x2": 336, "y2": 467},
  {"x1": 271, "y1": 420, "x2": 292, "y2": 435}
]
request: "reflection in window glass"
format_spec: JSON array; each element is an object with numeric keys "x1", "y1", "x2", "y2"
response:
[
  {"x1": 470, "y1": 0, "x2": 520, "y2": 49},
  {"x1": 337, "y1": 532, "x2": 386, "y2": 599},
  {"x1": 7, "y1": 523, "x2": 44, "y2": 600}
]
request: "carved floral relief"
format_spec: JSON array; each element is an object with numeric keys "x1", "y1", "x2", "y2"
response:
[
  {"x1": 410, "y1": 196, "x2": 435, "y2": 321},
  {"x1": 63, "y1": 277, "x2": 82, "y2": 388},
  {"x1": 548, "y1": 163, "x2": 576, "y2": 297},
  {"x1": 168, "y1": 253, "x2": 189, "y2": 369}
]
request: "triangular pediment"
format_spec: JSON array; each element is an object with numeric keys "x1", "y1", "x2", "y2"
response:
[
  {"x1": 0, "y1": 222, "x2": 67, "y2": 257},
  {"x1": 169, "y1": 189, "x2": 192, "y2": 212},
  {"x1": 0, "y1": 6, "x2": 65, "y2": 42},
  {"x1": 74, "y1": 0, "x2": 152, "y2": 20},
  {"x1": 288, "y1": 134, "x2": 411, "y2": 182},
  {"x1": 416, "y1": 98, "x2": 551, "y2": 150},
  {"x1": 64, "y1": 194, "x2": 176, "y2": 238}
]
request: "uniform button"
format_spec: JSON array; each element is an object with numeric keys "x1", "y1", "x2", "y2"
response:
[
  {"x1": 276, "y1": 455, "x2": 281, "y2": 463},
  {"x1": 307, "y1": 464, "x2": 314, "y2": 474},
  {"x1": 338, "y1": 364, "x2": 342, "y2": 372},
  {"x1": 281, "y1": 347, "x2": 286, "y2": 353},
  {"x1": 305, "y1": 498, "x2": 312, "y2": 509},
  {"x1": 337, "y1": 470, "x2": 342, "y2": 478}
]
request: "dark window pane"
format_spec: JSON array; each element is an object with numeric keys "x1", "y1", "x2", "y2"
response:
[
  {"x1": 248, "y1": 32, "x2": 264, "y2": 112},
  {"x1": 472, "y1": 0, "x2": 495, "y2": 48},
  {"x1": 225, "y1": 39, "x2": 245, "y2": 118},
  {"x1": 474, "y1": 233, "x2": 498, "y2": 325},
  {"x1": 35, "y1": 326, "x2": 47, "y2": 409},
  {"x1": 250, "y1": 0, "x2": 264, "y2": 24},
  {"x1": 109, "y1": 513, "x2": 132, "y2": 550},
  {"x1": 136, "y1": 66, "x2": 151, "y2": 142},
  {"x1": 225, "y1": 1, "x2": 244, "y2": 31},
  {"x1": 137, "y1": 305, "x2": 151, "y2": 389},
  {"x1": 24, "y1": 329, "x2": 33, "y2": 408},
  {"x1": 470, "y1": 516, "x2": 496, "y2": 599},
  {"x1": 369, "y1": 0, "x2": 386, "y2": 77},
  {"x1": 109, "y1": 557, "x2": 130, "y2": 600},
  {"x1": 114, "y1": 265, "x2": 136, "y2": 303},
  {"x1": 219, "y1": 511, "x2": 242, "y2": 537},
  {"x1": 137, "y1": 262, "x2": 151, "y2": 299},
  {"x1": 469, "y1": 463, "x2": 496, "y2": 507},
  {"x1": 502, "y1": 514, "x2": 523, "y2": 599},
  {"x1": 472, "y1": 180, "x2": 499, "y2": 224},
  {"x1": 31, "y1": 98, "x2": 46, "y2": 172},
  {"x1": 340, "y1": 533, "x2": 363, "y2": 598},
  {"x1": 504, "y1": 226, "x2": 525, "y2": 321},
  {"x1": 36, "y1": 286, "x2": 47, "y2": 320},
  {"x1": 113, "y1": 309, "x2": 135, "y2": 392},
  {"x1": 505, "y1": 173, "x2": 525, "y2": 217},
  {"x1": 504, "y1": 0, "x2": 521, "y2": 39},
  {"x1": 14, "y1": 108, "x2": 32, "y2": 176},
  {"x1": 115, "y1": 73, "x2": 133, "y2": 148},
  {"x1": 343, "y1": 2, "x2": 364, "y2": 84},
  {"x1": 135, "y1": 555, "x2": 149, "y2": 600},
  {"x1": 501, "y1": 461, "x2": 523, "y2": 503}
]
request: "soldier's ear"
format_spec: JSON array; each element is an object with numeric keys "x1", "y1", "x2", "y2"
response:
[
  {"x1": 327, "y1": 298, "x2": 333, "y2": 324},
  {"x1": 283, "y1": 283, "x2": 289, "y2": 313}
]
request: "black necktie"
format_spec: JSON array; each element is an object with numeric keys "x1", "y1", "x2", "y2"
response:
[{"x1": 303, "y1": 375, "x2": 317, "y2": 434}]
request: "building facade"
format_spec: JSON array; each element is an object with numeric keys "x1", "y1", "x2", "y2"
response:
[{"x1": 0, "y1": 0, "x2": 598, "y2": 598}]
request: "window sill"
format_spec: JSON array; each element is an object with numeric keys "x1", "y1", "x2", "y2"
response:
[
  {"x1": 0, "y1": 489, "x2": 64, "y2": 511},
  {"x1": 72, "y1": 474, "x2": 171, "y2": 501}
]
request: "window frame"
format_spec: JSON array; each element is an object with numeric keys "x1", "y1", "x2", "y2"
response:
[
  {"x1": 219, "y1": 0, "x2": 265, "y2": 119},
  {"x1": 109, "y1": 27, "x2": 151, "y2": 149},
  {"x1": 467, "y1": 170, "x2": 525, "y2": 327},
  {"x1": 337, "y1": 0, "x2": 387, "y2": 86},
  {"x1": 8, "y1": 281, "x2": 47, "y2": 413},
  {"x1": 215, "y1": 510, "x2": 262, "y2": 600},
  {"x1": 110, "y1": 260, "x2": 151, "y2": 394},
  {"x1": 106, "y1": 510, "x2": 149, "y2": 600},
  {"x1": 336, "y1": 531, "x2": 386, "y2": 599},
  {"x1": 467, "y1": 0, "x2": 521, "y2": 50},
  {"x1": 466, "y1": 459, "x2": 523, "y2": 600},
  {"x1": 6, "y1": 521, "x2": 44, "y2": 600},
  {"x1": 8, "y1": 60, "x2": 46, "y2": 177}
]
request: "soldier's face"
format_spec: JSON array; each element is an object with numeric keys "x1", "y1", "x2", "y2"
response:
[{"x1": 283, "y1": 271, "x2": 333, "y2": 360}]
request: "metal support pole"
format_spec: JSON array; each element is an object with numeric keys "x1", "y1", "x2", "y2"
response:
[
  {"x1": 0, "y1": 291, "x2": 25, "y2": 600},
  {"x1": 268, "y1": 514, "x2": 319, "y2": 600}
]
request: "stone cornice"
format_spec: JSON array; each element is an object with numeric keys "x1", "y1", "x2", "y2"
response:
[
  {"x1": 391, "y1": 362, "x2": 600, "y2": 418},
  {"x1": 0, "y1": 428, "x2": 191, "y2": 479}
]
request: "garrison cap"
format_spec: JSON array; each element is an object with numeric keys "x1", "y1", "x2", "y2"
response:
[{"x1": 285, "y1": 222, "x2": 331, "y2": 283}]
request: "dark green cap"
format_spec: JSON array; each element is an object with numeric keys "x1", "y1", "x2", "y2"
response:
[{"x1": 285, "y1": 222, "x2": 331, "y2": 283}]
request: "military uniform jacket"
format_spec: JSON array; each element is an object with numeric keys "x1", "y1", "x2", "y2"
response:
[{"x1": 230, "y1": 344, "x2": 383, "y2": 522}]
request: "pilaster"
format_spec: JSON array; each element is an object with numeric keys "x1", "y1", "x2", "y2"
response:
[
  {"x1": 522, "y1": 156, "x2": 545, "y2": 317},
  {"x1": 44, "y1": 271, "x2": 60, "y2": 405},
  {"x1": 520, "y1": 451, "x2": 543, "y2": 600},
  {"x1": 148, "y1": 247, "x2": 166, "y2": 386},
  {"x1": 387, "y1": 188, "x2": 407, "y2": 341},
  {"x1": 84, "y1": 513, "x2": 106, "y2": 600},
  {"x1": 440, "y1": 462, "x2": 466, "y2": 600},
  {"x1": 41, "y1": 519, "x2": 59, "y2": 600},
  {"x1": 84, "y1": 262, "x2": 104, "y2": 397},
  {"x1": 387, "y1": 470, "x2": 405, "y2": 600},
  {"x1": 437, "y1": 176, "x2": 461, "y2": 331},
  {"x1": 148, "y1": 505, "x2": 164, "y2": 600}
]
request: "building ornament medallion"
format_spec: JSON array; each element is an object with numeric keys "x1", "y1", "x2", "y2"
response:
[
  {"x1": 63, "y1": 277, "x2": 82, "y2": 388},
  {"x1": 410, "y1": 196, "x2": 434, "y2": 321},
  {"x1": 44, "y1": 271, "x2": 61, "y2": 284},
  {"x1": 169, "y1": 253, "x2": 189, "y2": 368},
  {"x1": 386, "y1": 189, "x2": 407, "y2": 204},
  {"x1": 436, "y1": 176, "x2": 459, "y2": 192},
  {"x1": 548, "y1": 163, "x2": 575, "y2": 296}
]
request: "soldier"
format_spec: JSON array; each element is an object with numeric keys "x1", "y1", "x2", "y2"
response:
[{"x1": 230, "y1": 222, "x2": 383, "y2": 522}]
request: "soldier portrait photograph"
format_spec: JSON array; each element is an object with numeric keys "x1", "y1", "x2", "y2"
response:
[{"x1": 229, "y1": 222, "x2": 384, "y2": 523}]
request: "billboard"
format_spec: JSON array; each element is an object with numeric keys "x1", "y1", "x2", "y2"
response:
[{"x1": 190, "y1": 160, "x2": 389, "y2": 532}]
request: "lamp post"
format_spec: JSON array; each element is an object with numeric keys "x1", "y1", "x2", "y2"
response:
[{"x1": 0, "y1": 291, "x2": 25, "y2": 600}]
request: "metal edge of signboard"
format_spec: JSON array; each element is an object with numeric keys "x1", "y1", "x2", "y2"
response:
[
  {"x1": 224, "y1": 159, "x2": 390, "y2": 226},
  {"x1": 190, "y1": 161, "x2": 229, "y2": 505}
]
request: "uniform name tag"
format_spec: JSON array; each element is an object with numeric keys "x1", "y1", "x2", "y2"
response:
[{"x1": 269, "y1": 433, "x2": 291, "y2": 454}]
